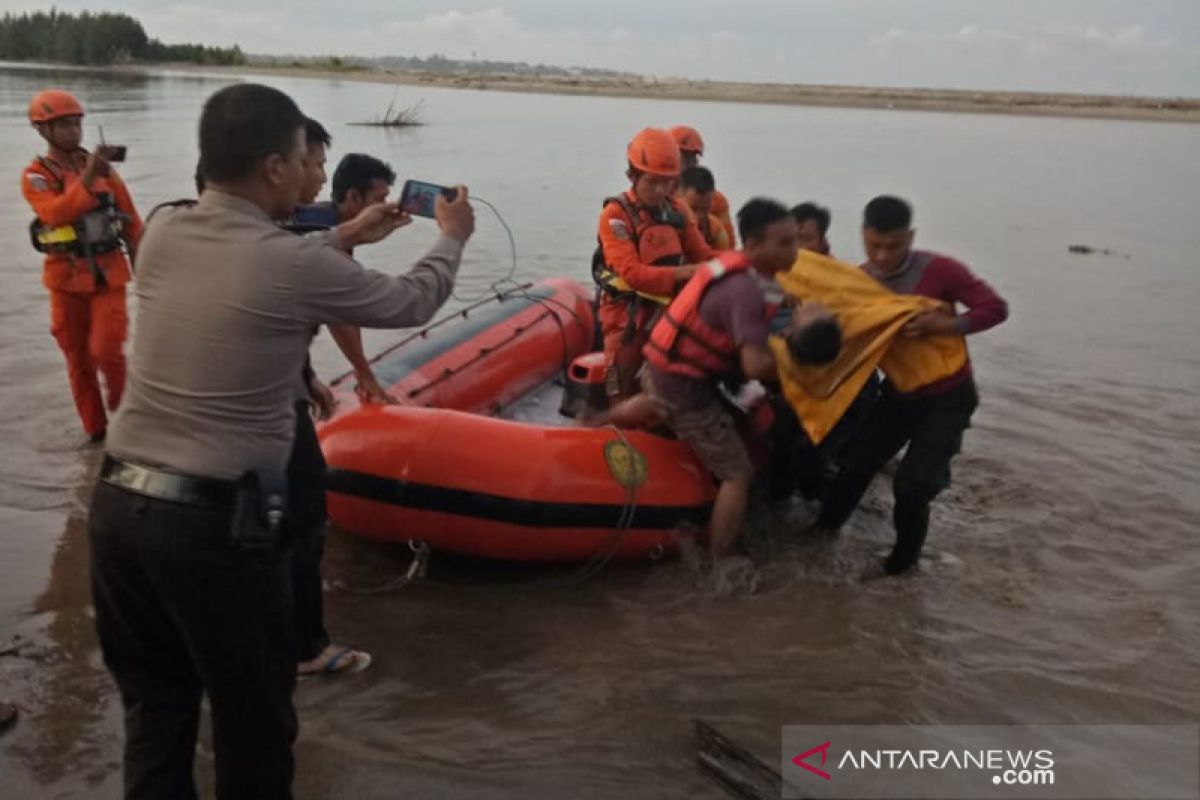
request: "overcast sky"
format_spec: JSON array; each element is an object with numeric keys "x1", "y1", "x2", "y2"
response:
[{"x1": 5, "y1": 1, "x2": 1198, "y2": 96}]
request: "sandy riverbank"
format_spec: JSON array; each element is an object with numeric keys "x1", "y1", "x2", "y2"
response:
[{"x1": 159, "y1": 62, "x2": 1200, "y2": 123}]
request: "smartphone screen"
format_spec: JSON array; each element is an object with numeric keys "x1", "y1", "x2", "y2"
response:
[{"x1": 399, "y1": 180, "x2": 455, "y2": 218}]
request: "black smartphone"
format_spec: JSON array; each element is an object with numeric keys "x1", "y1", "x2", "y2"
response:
[
  {"x1": 104, "y1": 145, "x2": 127, "y2": 162},
  {"x1": 399, "y1": 179, "x2": 457, "y2": 218}
]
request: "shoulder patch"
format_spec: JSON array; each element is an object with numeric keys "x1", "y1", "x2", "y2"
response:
[
  {"x1": 608, "y1": 218, "x2": 630, "y2": 241},
  {"x1": 25, "y1": 173, "x2": 49, "y2": 191}
]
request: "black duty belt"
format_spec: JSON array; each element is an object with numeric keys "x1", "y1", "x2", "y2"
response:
[{"x1": 100, "y1": 455, "x2": 238, "y2": 509}]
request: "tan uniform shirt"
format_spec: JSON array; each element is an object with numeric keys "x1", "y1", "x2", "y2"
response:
[{"x1": 108, "y1": 189, "x2": 463, "y2": 479}]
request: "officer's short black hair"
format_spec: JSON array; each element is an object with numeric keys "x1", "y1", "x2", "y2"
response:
[
  {"x1": 331, "y1": 153, "x2": 396, "y2": 203},
  {"x1": 680, "y1": 166, "x2": 715, "y2": 194},
  {"x1": 863, "y1": 195, "x2": 912, "y2": 233},
  {"x1": 737, "y1": 197, "x2": 791, "y2": 244},
  {"x1": 305, "y1": 117, "x2": 332, "y2": 149},
  {"x1": 791, "y1": 202, "x2": 831, "y2": 236},
  {"x1": 199, "y1": 84, "x2": 306, "y2": 184}
]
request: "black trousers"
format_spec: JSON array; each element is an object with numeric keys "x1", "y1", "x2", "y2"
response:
[
  {"x1": 767, "y1": 373, "x2": 881, "y2": 502},
  {"x1": 288, "y1": 403, "x2": 330, "y2": 662},
  {"x1": 818, "y1": 378, "x2": 978, "y2": 572},
  {"x1": 89, "y1": 480, "x2": 297, "y2": 800}
]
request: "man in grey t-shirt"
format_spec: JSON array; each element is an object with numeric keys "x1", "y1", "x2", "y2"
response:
[{"x1": 89, "y1": 83, "x2": 475, "y2": 799}]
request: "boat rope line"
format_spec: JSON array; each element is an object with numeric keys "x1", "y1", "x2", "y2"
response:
[
  {"x1": 563, "y1": 425, "x2": 644, "y2": 582},
  {"x1": 330, "y1": 282, "x2": 539, "y2": 389},
  {"x1": 333, "y1": 283, "x2": 589, "y2": 401},
  {"x1": 500, "y1": 287, "x2": 592, "y2": 376},
  {"x1": 328, "y1": 539, "x2": 431, "y2": 595},
  {"x1": 324, "y1": 468, "x2": 710, "y2": 530},
  {"x1": 453, "y1": 194, "x2": 521, "y2": 304},
  {"x1": 404, "y1": 308, "x2": 559, "y2": 401}
]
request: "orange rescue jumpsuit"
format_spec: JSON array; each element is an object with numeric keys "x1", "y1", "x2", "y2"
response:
[
  {"x1": 710, "y1": 189, "x2": 736, "y2": 247},
  {"x1": 22, "y1": 154, "x2": 142, "y2": 437},
  {"x1": 697, "y1": 210, "x2": 732, "y2": 251},
  {"x1": 596, "y1": 190, "x2": 713, "y2": 397}
]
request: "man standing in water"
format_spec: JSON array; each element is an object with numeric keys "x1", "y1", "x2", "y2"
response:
[
  {"x1": 89, "y1": 83, "x2": 474, "y2": 798},
  {"x1": 22, "y1": 90, "x2": 142, "y2": 442},
  {"x1": 623, "y1": 199, "x2": 839, "y2": 563},
  {"x1": 290, "y1": 147, "x2": 404, "y2": 679},
  {"x1": 816, "y1": 195, "x2": 1008, "y2": 575}
]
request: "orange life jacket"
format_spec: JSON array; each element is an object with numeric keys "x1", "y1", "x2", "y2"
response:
[
  {"x1": 592, "y1": 193, "x2": 687, "y2": 302},
  {"x1": 21, "y1": 153, "x2": 139, "y2": 293},
  {"x1": 643, "y1": 251, "x2": 753, "y2": 380}
]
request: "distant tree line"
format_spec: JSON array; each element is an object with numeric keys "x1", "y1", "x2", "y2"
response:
[
  {"x1": 0, "y1": 10, "x2": 245, "y2": 66},
  {"x1": 263, "y1": 53, "x2": 637, "y2": 80},
  {"x1": 377, "y1": 54, "x2": 635, "y2": 79}
]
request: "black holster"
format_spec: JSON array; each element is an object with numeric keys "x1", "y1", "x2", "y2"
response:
[{"x1": 229, "y1": 469, "x2": 289, "y2": 551}]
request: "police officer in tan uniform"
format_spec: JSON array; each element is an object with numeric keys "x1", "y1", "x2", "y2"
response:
[{"x1": 88, "y1": 83, "x2": 475, "y2": 799}]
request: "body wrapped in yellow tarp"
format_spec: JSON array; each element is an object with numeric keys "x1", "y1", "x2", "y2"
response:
[{"x1": 769, "y1": 251, "x2": 968, "y2": 443}]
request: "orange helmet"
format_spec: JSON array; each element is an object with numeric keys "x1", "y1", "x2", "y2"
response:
[
  {"x1": 28, "y1": 90, "x2": 84, "y2": 124},
  {"x1": 668, "y1": 125, "x2": 704, "y2": 155},
  {"x1": 626, "y1": 128, "x2": 681, "y2": 177}
]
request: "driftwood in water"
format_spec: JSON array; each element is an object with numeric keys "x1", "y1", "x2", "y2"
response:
[
  {"x1": 1068, "y1": 244, "x2": 1128, "y2": 258},
  {"x1": 350, "y1": 96, "x2": 426, "y2": 127},
  {"x1": 695, "y1": 719, "x2": 806, "y2": 799}
]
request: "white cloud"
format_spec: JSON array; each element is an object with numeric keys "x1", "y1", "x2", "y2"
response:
[
  {"x1": 358, "y1": 8, "x2": 762, "y2": 80},
  {"x1": 864, "y1": 22, "x2": 1182, "y2": 93},
  {"x1": 870, "y1": 22, "x2": 1171, "y2": 61},
  {"x1": 137, "y1": 4, "x2": 287, "y2": 50},
  {"x1": 135, "y1": 5, "x2": 763, "y2": 80}
]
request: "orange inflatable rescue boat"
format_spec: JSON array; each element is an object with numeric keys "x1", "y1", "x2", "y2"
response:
[{"x1": 318, "y1": 278, "x2": 716, "y2": 562}]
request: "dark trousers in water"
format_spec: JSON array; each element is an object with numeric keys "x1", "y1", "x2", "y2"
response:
[
  {"x1": 288, "y1": 402, "x2": 330, "y2": 662},
  {"x1": 767, "y1": 374, "x2": 880, "y2": 502},
  {"x1": 817, "y1": 378, "x2": 978, "y2": 573},
  {"x1": 89, "y1": 481, "x2": 297, "y2": 800}
]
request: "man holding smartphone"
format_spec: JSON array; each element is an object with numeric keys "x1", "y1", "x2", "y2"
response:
[
  {"x1": 89, "y1": 83, "x2": 474, "y2": 798},
  {"x1": 22, "y1": 89, "x2": 142, "y2": 442}
]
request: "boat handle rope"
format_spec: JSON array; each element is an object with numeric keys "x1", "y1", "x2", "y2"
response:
[
  {"x1": 556, "y1": 425, "x2": 644, "y2": 585},
  {"x1": 404, "y1": 290, "x2": 591, "y2": 403},
  {"x1": 332, "y1": 283, "x2": 537, "y2": 387},
  {"x1": 404, "y1": 308, "x2": 558, "y2": 400},
  {"x1": 328, "y1": 538, "x2": 430, "y2": 595}
]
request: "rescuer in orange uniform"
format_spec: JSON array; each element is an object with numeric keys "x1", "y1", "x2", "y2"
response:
[
  {"x1": 22, "y1": 90, "x2": 142, "y2": 441},
  {"x1": 593, "y1": 127, "x2": 713, "y2": 399},
  {"x1": 669, "y1": 125, "x2": 736, "y2": 246}
]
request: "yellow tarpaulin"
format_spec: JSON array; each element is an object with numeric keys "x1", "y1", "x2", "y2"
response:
[{"x1": 769, "y1": 251, "x2": 968, "y2": 443}]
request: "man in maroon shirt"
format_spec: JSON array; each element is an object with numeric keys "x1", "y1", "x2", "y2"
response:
[{"x1": 816, "y1": 195, "x2": 1009, "y2": 575}]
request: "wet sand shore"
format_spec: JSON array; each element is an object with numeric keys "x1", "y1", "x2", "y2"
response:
[{"x1": 159, "y1": 63, "x2": 1200, "y2": 123}]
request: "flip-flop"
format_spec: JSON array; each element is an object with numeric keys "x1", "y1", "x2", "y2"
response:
[
  {"x1": 0, "y1": 702, "x2": 17, "y2": 733},
  {"x1": 298, "y1": 646, "x2": 372, "y2": 679}
]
